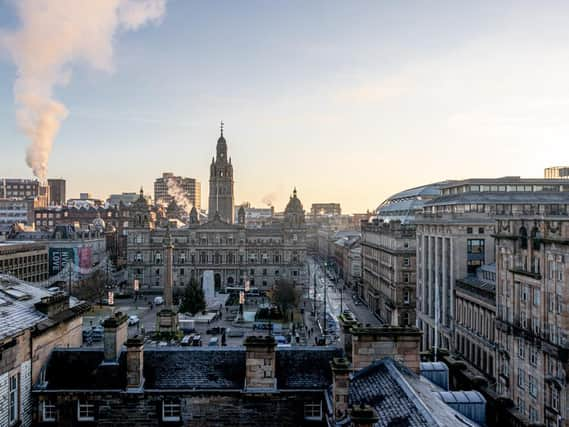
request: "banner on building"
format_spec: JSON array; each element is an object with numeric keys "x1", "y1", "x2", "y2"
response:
[
  {"x1": 49, "y1": 247, "x2": 77, "y2": 276},
  {"x1": 78, "y1": 246, "x2": 92, "y2": 269}
]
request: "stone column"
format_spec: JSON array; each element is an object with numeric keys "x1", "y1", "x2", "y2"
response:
[{"x1": 164, "y1": 231, "x2": 174, "y2": 309}]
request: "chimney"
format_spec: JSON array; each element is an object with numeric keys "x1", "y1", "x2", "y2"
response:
[
  {"x1": 34, "y1": 293, "x2": 70, "y2": 318},
  {"x1": 350, "y1": 404, "x2": 379, "y2": 427},
  {"x1": 330, "y1": 357, "x2": 350, "y2": 421},
  {"x1": 103, "y1": 312, "x2": 128, "y2": 364},
  {"x1": 351, "y1": 326, "x2": 422, "y2": 373},
  {"x1": 125, "y1": 335, "x2": 144, "y2": 391},
  {"x1": 244, "y1": 336, "x2": 277, "y2": 391}
]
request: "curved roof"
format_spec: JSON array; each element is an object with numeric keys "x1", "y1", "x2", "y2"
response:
[{"x1": 375, "y1": 182, "x2": 446, "y2": 222}]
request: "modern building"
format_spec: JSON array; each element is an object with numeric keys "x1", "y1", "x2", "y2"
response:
[
  {"x1": 1, "y1": 178, "x2": 49, "y2": 204},
  {"x1": 0, "y1": 241, "x2": 48, "y2": 282},
  {"x1": 416, "y1": 177, "x2": 569, "y2": 354},
  {"x1": 154, "y1": 172, "x2": 201, "y2": 210},
  {"x1": 208, "y1": 125, "x2": 234, "y2": 223},
  {"x1": 311, "y1": 203, "x2": 341, "y2": 217},
  {"x1": 0, "y1": 198, "x2": 35, "y2": 227},
  {"x1": 0, "y1": 277, "x2": 88, "y2": 427},
  {"x1": 544, "y1": 166, "x2": 569, "y2": 179},
  {"x1": 495, "y1": 217, "x2": 569, "y2": 426},
  {"x1": 9, "y1": 225, "x2": 107, "y2": 276},
  {"x1": 47, "y1": 178, "x2": 66, "y2": 206}
]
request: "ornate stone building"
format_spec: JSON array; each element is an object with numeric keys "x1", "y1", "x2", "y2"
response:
[
  {"x1": 495, "y1": 218, "x2": 569, "y2": 426},
  {"x1": 208, "y1": 123, "x2": 234, "y2": 224},
  {"x1": 125, "y1": 130, "x2": 307, "y2": 292}
]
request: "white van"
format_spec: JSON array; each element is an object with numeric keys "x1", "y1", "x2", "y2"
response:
[{"x1": 154, "y1": 296, "x2": 164, "y2": 305}]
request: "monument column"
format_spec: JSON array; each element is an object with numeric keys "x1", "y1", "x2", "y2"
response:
[{"x1": 164, "y1": 229, "x2": 174, "y2": 308}]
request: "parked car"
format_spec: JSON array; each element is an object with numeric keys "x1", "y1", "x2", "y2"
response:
[
  {"x1": 274, "y1": 335, "x2": 288, "y2": 345},
  {"x1": 208, "y1": 337, "x2": 219, "y2": 347},
  {"x1": 128, "y1": 315, "x2": 140, "y2": 326},
  {"x1": 227, "y1": 328, "x2": 244, "y2": 338},
  {"x1": 47, "y1": 286, "x2": 61, "y2": 294},
  {"x1": 206, "y1": 326, "x2": 225, "y2": 335},
  {"x1": 181, "y1": 335, "x2": 193, "y2": 346},
  {"x1": 154, "y1": 296, "x2": 164, "y2": 305},
  {"x1": 191, "y1": 335, "x2": 202, "y2": 346}
]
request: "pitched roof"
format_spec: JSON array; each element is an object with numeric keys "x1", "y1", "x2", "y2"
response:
[{"x1": 40, "y1": 346, "x2": 342, "y2": 391}]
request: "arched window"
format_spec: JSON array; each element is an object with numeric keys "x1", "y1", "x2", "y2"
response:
[
  {"x1": 531, "y1": 227, "x2": 541, "y2": 251},
  {"x1": 519, "y1": 226, "x2": 528, "y2": 250}
]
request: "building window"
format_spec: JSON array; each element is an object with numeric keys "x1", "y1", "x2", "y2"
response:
[
  {"x1": 478, "y1": 227, "x2": 484, "y2": 234},
  {"x1": 529, "y1": 375, "x2": 537, "y2": 398},
  {"x1": 529, "y1": 406, "x2": 537, "y2": 422},
  {"x1": 403, "y1": 257, "x2": 410, "y2": 267},
  {"x1": 467, "y1": 227, "x2": 473, "y2": 234},
  {"x1": 403, "y1": 291, "x2": 410, "y2": 304},
  {"x1": 42, "y1": 401, "x2": 57, "y2": 422},
  {"x1": 9, "y1": 373, "x2": 19, "y2": 424},
  {"x1": 77, "y1": 400, "x2": 95, "y2": 421},
  {"x1": 552, "y1": 387, "x2": 559, "y2": 410},
  {"x1": 162, "y1": 400, "x2": 181, "y2": 422},
  {"x1": 517, "y1": 368, "x2": 525, "y2": 389},
  {"x1": 304, "y1": 401, "x2": 322, "y2": 421}
]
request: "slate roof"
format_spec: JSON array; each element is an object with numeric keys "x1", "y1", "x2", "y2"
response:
[
  {"x1": 347, "y1": 359, "x2": 435, "y2": 427},
  {"x1": 0, "y1": 276, "x2": 87, "y2": 341},
  {"x1": 41, "y1": 346, "x2": 343, "y2": 391},
  {"x1": 276, "y1": 347, "x2": 342, "y2": 389}
]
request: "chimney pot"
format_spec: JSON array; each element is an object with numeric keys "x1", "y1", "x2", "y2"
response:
[{"x1": 103, "y1": 312, "x2": 128, "y2": 364}]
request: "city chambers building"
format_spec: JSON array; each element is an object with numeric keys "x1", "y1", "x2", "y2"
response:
[{"x1": 125, "y1": 128, "x2": 307, "y2": 292}]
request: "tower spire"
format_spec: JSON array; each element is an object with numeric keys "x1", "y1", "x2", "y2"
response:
[{"x1": 220, "y1": 120, "x2": 224, "y2": 137}]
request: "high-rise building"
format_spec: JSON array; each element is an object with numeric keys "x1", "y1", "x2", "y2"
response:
[
  {"x1": 545, "y1": 166, "x2": 569, "y2": 179},
  {"x1": 208, "y1": 123, "x2": 234, "y2": 223},
  {"x1": 47, "y1": 178, "x2": 66, "y2": 205},
  {"x1": 154, "y1": 173, "x2": 201, "y2": 210},
  {"x1": 1, "y1": 177, "x2": 49, "y2": 207}
]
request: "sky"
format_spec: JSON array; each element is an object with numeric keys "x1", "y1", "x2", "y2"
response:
[{"x1": 1, "y1": 0, "x2": 569, "y2": 213}]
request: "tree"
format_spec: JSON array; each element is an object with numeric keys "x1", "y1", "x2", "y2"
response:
[
  {"x1": 271, "y1": 279, "x2": 300, "y2": 320},
  {"x1": 179, "y1": 277, "x2": 206, "y2": 316}
]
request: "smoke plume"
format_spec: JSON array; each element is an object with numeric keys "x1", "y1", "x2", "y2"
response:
[
  {"x1": 1, "y1": 0, "x2": 167, "y2": 182},
  {"x1": 261, "y1": 192, "x2": 277, "y2": 207},
  {"x1": 167, "y1": 178, "x2": 193, "y2": 214}
]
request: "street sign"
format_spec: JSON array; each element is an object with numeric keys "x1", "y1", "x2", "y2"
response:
[{"x1": 108, "y1": 291, "x2": 114, "y2": 306}]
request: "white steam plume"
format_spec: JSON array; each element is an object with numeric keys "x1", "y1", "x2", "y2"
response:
[
  {"x1": 1, "y1": 0, "x2": 166, "y2": 182},
  {"x1": 167, "y1": 178, "x2": 193, "y2": 214}
]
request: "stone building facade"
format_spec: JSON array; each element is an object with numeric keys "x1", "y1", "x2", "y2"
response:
[
  {"x1": 361, "y1": 220, "x2": 416, "y2": 327},
  {"x1": 454, "y1": 264, "x2": 496, "y2": 380},
  {"x1": 126, "y1": 188, "x2": 307, "y2": 291},
  {"x1": 495, "y1": 218, "x2": 569, "y2": 426},
  {"x1": 0, "y1": 278, "x2": 88, "y2": 427},
  {"x1": 416, "y1": 177, "x2": 569, "y2": 354},
  {"x1": 208, "y1": 124, "x2": 234, "y2": 224}
]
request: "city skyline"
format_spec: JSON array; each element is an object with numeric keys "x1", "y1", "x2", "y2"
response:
[{"x1": 1, "y1": 1, "x2": 569, "y2": 213}]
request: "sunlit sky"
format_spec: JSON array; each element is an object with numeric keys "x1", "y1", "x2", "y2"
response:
[{"x1": 1, "y1": 1, "x2": 568, "y2": 213}]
